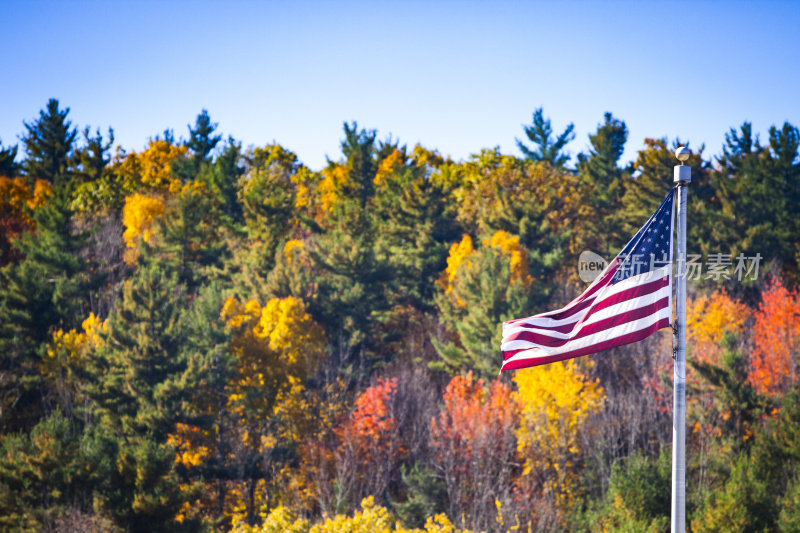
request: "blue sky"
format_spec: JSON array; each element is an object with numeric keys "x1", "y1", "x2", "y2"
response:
[{"x1": 2, "y1": 0, "x2": 799, "y2": 171}]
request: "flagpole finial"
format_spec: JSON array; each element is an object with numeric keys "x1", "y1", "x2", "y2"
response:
[{"x1": 674, "y1": 147, "x2": 692, "y2": 184}]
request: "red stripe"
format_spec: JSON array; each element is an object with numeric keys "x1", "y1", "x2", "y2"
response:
[
  {"x1": 503, "y1": 275, "x2": 669, "y2": 336},
  {"x1": 503, "y1": 297, "x2": 669, "y2": 349},
  {"x1": 500, "y1": 317, "x2": 671, "y2": 372},
  {"x1": 505, "y1": 260, "x2": 620, "y2": 327}
]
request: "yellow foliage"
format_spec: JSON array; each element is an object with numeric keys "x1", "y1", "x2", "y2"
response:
[
  {"x1": 374, "y1": 149, "x2": 405, "y2": 186},
  {"x1": 318, "y1": 164, "x2": 350, "y2": 213},
  {"x1": 439, "y1": 234, "x2": 474, "y2": 292},
  {"x1": 410, "y1": 145, "x2": 444, "y2": 169},
  {"x1": 122, "y1": 193, "x2": 165, "y2": 249},
  {"x1": 166, "y1": 423, "x2": 211, "y2": 468},
  {"x1": 688, "y1": 289, "x2": 749, "y2": 348},
  {"x1": 483, "y1": 230, "x2": 533, "y2": 286},
  {"x1": 513, "y1": 360, "x2": 604, "y2": 509},
  {"x1": 284, "y1": 239, "x2": 304, "y2": 262},
  {"x1": 232, "y1": 505, "x2": 310, "y2": 533},
  {"x1": 48, "y1": 313, "x2": 107, "y2": 360},
  {"x1": 305, "y1": 496, "x2": 469, "y2": 533},
  {"x1": 114, "y1": 139, "x2": 188, "y2": 191}
]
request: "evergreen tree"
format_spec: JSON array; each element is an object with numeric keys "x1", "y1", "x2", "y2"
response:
[
  {"x1": 22, "y1": 98, "x2": 78, "y2": 188},
  {"x1": 153, "y1": 182, "x2": 227, "y2": 291},
  {"x1": 713, "y1": 121, "x2": 800, "y2": 284},
  {"x1": 88, "y1": 263, "x2": 190, "y2": 439},
  {"x1": 576, "y1": 112, "x2": 630, "y2": 254},
  {"x1": 202, "y1": 136, "x2": 245, "y2": 224},
  {"x1": 516, "y1": 107, "x2": 575, "y2": 168},
  {"x1": 0, "y1": 188, "x2": 91, "y2": 432},
  {"x1": 0, "y1": 411, "x2": 116, "y2": 531},
  {"x1": 372, "y1": 148, "x2": 460, "y2": 312},
  {"x1": 339, "y1": 121, "x2": 378, "y2": 209},
  {"x1": 0, "y1": 139, "x2": 19, "y2": 176},
  {"x1": 187, "y1": 109, "x2": 222, "y2": 163},
  {"x1": 74, "y1": 126, "x2": 114, "y2": 184}
]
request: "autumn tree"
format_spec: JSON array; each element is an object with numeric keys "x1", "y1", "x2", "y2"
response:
[
  {"x1": 334, "y1": 377, "x2": 405, "y2": 509},
  {"x1": 221, "y1": 295, "x2": 327, "y2": 526},
  {"x1": 434, "y1": 231, "x2": 533, "y2": 379},
  {"x1": 749, "y1": 277, "x2": 800, "y2": 398},
  {"x1": 430, "y1": 372, "x2": 518, "y2": 531},
  {"x1": 513, "y1": 360, "x2": 604, "y2": 530}
]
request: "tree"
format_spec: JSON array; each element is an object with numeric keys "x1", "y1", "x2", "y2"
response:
[
  {"x1": 433, "y1": 231, "x2": 533, "y2": 379},
  {"x1": 187, "y1": 109, "x2": 222, "y2": 163},
  {"x1": 22, "y1": 98, "x2": 78, "y2": 188},
  {"x1": 0, "y1": 139, "x2": 19, "y2": 177},
  {"x1": 516, "y1": 107, "x2": 575, "y2": 168},
  {"x1": 372, "y1": 146, "x2": 460, "y2": 313},
  {"x1": 0, "y1": 187, "x2": 91, "y2": 432},
  {"x1": 513, "y1": 360, "x2": 604, "y2": 529},
  {"x1": 576, "y1": 113, "x2": 630, "y2": 254},
  {"x1": 74, "y1": 126, "x2": 114, "y2": 184},
  {"x1": 749, "y1": 277, "x2": 800, "y2": 398},
  {"x1": 429, "y1": 372, "x2": 518, "y2": 531},
  {"x1": 334, "y1": 377, "x2": 405, "y2": 508}
]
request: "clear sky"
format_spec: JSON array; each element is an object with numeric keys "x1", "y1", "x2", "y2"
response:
[{"x1": 2, "y1": 0, "x2": 799, "y2": 171}]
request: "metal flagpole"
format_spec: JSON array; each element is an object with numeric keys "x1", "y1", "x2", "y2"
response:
[{"x1": 672, "y1": 146, "x2": 691, "y2": 533}]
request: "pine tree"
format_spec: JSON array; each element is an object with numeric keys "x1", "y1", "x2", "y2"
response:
[
  {"x1": 74, "y1": 126, "x2": 114, "y2": 184},
  {"x1": 0, "y1": 188, "x2": 91, "y2": 432},
  {"x1": 22, "y1": 99, "x2": 78, "y2": 188},
  {"x1": 0, "y1": 139, "x2": 19, "y2": 177},
  {"x1": 516, "y1": 107, "x2": 575, "y2": 168},
  {"x1": 187, "y1": 109, "x2": 222, "y2": 163},
  {"x1": 88, "y1": 263, "x2": 190, "y2": 439},
  {"x1": 372, "y1": 148, "x2": 460, "y2": 312},
  {"x1": 153, "y1": 182, "x2": 227, "y2": 291},
  {"x1": 201, "y1": 136, "x2": 244, "y2": 224},
  {"x1": 576, "y1": 112, "x2": 630, "y2": 254}
]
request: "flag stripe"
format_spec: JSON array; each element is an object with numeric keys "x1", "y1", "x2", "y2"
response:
[
  {"x1": 500, "y1": 317, "x2": 672, "y2": 371},
  {"x1": 504, "y1": 265, "x2": 669, "y2": 331},
  {"x1": 499, "y1": 190, "x2": 675, "y2": 372},
  {"x1": 502, "y1": 305, "x2": 671, "y2": 365}
]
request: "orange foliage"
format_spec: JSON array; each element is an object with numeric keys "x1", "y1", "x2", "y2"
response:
[
  {"x1": 431, "y1": 372, "x2": 517, "y2": 458},
  {"x1": 749, "y1": 277, "x2": 800, "y2": 397},
  {"x1": 0, "y1": 177, "x2": 51, "y2": 265},
  {"x1": 337, "y1": 378, "x2": 401, "y2": 452},
  {"x1": 687, "y1": 289, "x2": 750, "y2": 367}
]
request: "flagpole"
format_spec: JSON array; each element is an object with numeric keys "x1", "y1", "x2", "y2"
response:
[{"x1": 672, "y1": 146, "x2": 691, "y2": 533}]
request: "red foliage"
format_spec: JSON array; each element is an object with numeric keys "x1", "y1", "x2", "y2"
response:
[{"x1": 749, "y1": 277, "x2": 800, "y2": 397}]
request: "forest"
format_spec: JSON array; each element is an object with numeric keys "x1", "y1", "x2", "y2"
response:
[{"x1": 1, "y1": 99, "x2": 800, "y2": 532}]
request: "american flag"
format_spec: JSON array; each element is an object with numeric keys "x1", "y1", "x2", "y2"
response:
[{"x1": 500, "y1": 190, "x2": 674, "y2": 372}]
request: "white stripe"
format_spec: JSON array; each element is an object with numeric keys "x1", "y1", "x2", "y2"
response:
[
  {"x1": 502, "y1": 305, "x2": 671, "y2": 365},
  {"x1": 503, "y1": 265, "x2": 670, "y2": 331},
  {"x1": 501, "y1": 282, "x2": 671, "y2": 347}
]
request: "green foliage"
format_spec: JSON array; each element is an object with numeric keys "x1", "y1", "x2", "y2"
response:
[
  {"x1": 516, "y1": 107, "x2": 575, "y2": 167},
  {"x1": 0, "y1": 412, "x2": 115, "y2": 531},
  {"x1": 88, "y1": 263, "x2": 191, "y2": 439},
  {"x1": 0, "y1": 139, "x2": 20, "y2": 176},
  {"x1": 22, "y1": 98, "x2": 78, "y2": 188},
  {"x1": 576, "y1": 112, "x2": 630, "y2": 254},
  {"x1": 0, "y1": 188, "x2": 93, "y2": 432},
  {"x1": 391, "y1": 462, "x2": 445, "y2": 529},
  {"x1": 591, "y1": 450, "x2": 671, "y2": 533}
]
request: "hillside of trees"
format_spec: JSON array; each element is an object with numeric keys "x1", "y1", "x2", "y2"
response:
[{"x1": 1, "y1": 100, "x2": 799, "y2": 532}]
